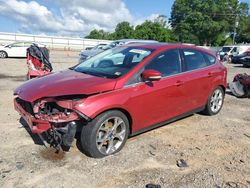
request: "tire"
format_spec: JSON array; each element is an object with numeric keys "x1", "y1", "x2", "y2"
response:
[
  {"x1": 243, "y1": 63, "x2": 250, "y2": 68},
  {"x1": 0, "y1": 51, "x2": 7, "y2": 58},
  {"x1": 202, "y1": 86, "x2": 225, "y2": 116},
  {"x1": 80, "y1": 110, "x2": 129, "y2": 158}
]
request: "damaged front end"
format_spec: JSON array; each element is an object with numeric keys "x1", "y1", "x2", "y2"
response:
[{"x1": 14, "y1": 96, "x2": 90, "y2": 151}]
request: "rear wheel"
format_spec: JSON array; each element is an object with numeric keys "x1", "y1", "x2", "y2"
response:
[
  {"x1": 0, "y1": 51, "x2": 7, "y2": 58},
  {"x1": 202, "y1": 86, "x2": 225, "y2": 115},
  {"x1": 80, "y1": 110, "x2": 129, "y2": 158}
]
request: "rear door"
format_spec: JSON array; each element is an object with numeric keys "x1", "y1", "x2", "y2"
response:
[{"x1": 180, "y1": 48, "x2": 216, "y2": 110}]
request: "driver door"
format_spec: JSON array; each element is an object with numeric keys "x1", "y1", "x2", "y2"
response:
[{"x1": 126, "y1": 49, "x2": 187, "y2": 132}]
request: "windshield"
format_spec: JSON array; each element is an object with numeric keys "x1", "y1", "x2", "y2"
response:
[{"x1": 74, "y1": 46, "x2": 154, "y2": 79}]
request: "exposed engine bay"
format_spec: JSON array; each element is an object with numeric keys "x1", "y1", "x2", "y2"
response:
[{"x1": 15, "y1": 96, "x2": 89, "y2": 152}]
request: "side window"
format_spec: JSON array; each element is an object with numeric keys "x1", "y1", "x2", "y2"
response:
[
  {"x1": 24, "y1": 42, "x2": 32, "y2": 47},
  {"x1": 145, "y1": 49, "x2": 182, "y2": 77},
  {"x1": 203, "y1": 53, "x2": 216, "y2": 65},
  {"x1": 183, "y1": 49, "x2": 207, "y2": 71},
  {"x1": 11, "y1": 42, "x2": 24, "y2": 47}
]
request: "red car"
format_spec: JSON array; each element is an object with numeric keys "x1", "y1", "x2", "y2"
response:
[{"x1": 14, "y1": 44, "x2": 227, "y2": 158}]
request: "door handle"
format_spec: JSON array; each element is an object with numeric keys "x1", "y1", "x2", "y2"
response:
[
  {"x1": 207, "y1": 72, "x2": 213, "y2": 77},
  {"x1": 175, "y1": 80, "x2": 184, "y2": 86}
]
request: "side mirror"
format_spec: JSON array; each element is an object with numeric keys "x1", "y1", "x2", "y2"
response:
[{"x1": 142, "y1": 69, "x2": 162, "y2": 81}]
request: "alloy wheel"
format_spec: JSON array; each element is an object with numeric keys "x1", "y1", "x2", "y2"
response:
[
  {"x1": 210, "y1": 89, "x2": 223, "y2": 113},
  {"x1": 96, "y1": 116, "x2": 126, "y2": 155},
  {"x1": 0, "y1": 51, "x2": 7, "y2": 58}
]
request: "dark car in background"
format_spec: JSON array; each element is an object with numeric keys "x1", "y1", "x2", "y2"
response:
[
  {"x1": 231, "y1": 51, "x2": 250, "y2": 64},
  {"x1": 242, "y1": 56, "x2": 250, "y2": 67}
]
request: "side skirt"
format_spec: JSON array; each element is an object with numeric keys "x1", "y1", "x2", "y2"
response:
[{"x1": 130, "y1": 106, "x2": 205, "y2": 137}]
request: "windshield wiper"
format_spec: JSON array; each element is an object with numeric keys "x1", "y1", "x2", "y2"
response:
[{"x1": 74, "y1": 69, "x2": 109, "y2": 78}]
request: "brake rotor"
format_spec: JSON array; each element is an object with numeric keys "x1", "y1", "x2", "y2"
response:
[{"x1": 108, "y1": 121, "x2": 113, "y2": 128}]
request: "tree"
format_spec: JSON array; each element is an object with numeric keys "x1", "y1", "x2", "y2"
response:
[
  {"x1": 134, "y1": 18, "x2": 175, "y2": 42},
  {"x1": 85, "y1": 29, "x2": 110, "y2": 40},
  {"x1": 85, "y1": 16, "x2": 176, "y2": 42},
  {"x1": 114, "y1": 21, "x2": 134, "y2": 39},
  {"x1": 170, "y1": 0, "x2": 249, "y2": 46},
  {"x1": 236, "y1": 15, "x2": 250, "y2": 43},
  {"x1": 153, "y1": 15, "x2": 168, "y2": 27}
]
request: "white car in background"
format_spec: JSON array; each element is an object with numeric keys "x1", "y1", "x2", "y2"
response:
[{"x1": 0, "y1": 42, "x2": 45, "y2": 58}]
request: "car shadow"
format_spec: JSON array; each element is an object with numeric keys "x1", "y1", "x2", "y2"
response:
[
  {"x1": 233, "y1": 65, "x2": 245, "y2": 68},
  {"x1": 19, "y1": 117, "x2": 45, "y2": 146},
  {"x1": 7, "y1": 57, "x2": 26, "y2": 59},
  {"x1": 0, "y1": 73, "x2": 26, "y2": 82},
  {"x1": 225, "y1": 90, "x2": 250, "y2": 98},
  {"x1": 225, "y1": 90, "x2": 235, "y2": 97}
]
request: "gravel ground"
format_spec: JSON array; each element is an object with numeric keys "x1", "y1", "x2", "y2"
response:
[{"x1": 0, "y1": 50, "x2": 249, "y2": 188}]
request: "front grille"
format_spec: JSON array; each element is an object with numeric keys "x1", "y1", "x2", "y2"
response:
[{"x1": 16, "y1": 98, "x2": 34, "y2": 115}]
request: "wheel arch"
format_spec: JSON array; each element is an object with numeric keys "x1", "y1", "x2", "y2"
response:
[
  {"x1": 0, "y1": 50, "x2": 8, "y2": 57},
  {"x1": 218, "y1": 84, "x2": 226, "y2": 93}
]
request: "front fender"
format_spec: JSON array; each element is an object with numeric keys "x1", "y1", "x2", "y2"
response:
[{"x1": 73, "y1": 88, "x2": 132, "y2": 120}]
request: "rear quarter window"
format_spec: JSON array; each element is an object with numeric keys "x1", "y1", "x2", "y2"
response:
[
  {"x1": 203, "y1": 53, "x2": 216, "y2": 65},
  {"x1": 183, "y1": 49, "x2": 207, "y2": 71}
]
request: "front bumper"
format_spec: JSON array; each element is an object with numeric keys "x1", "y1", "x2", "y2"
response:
[{"x1": 14, "y1": 98, "x2": 51, "y2": 134}]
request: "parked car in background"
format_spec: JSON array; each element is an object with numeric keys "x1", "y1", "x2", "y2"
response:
[
  {"x1": 14, "y1": 43, "x2": 227, "y2": 158},
  {"x1": 85, "y1": 43, "x2": 108, "y2": 51},
  {"x1": 79, "y1": 39, "x2": 158, "y2": 63},
  {"x1": 231, "y1": 51, "x2": 250, "y2": 64},
  {"x1": 218, "y1": 44, "x2": 250, "y2": 61},
  {"x1": 242, "y1": 55, "x2": 250, "y2": 67},
  {"x1": 0, "y1": 42, "x2": 45, "y2": 58}
]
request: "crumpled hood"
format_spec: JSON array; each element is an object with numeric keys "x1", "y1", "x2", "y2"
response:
[{"x1": 14, "y1": 69, "x2": 117, "y2": 102}]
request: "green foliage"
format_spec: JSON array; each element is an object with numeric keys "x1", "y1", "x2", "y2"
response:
[
  {"x1": 236, "y1": 15, "x2": 250, "y2": 43},
  {"x1": 85, "y1": 29, "x2": 110, "y2": 40},
  {"x1": 114, "y1": 22, "x2": 134, "y2": 39},
  {"x1": 134, "y1": 20, "x2": 174, "y2": 42},
  {"x1": 85, "y1": 1, "x2": 249, "y2": 46},
  {"x1": 170, "y1": 0, "x2": 249, "y2": 46},
  {"x1": 85, "y1": 16, "x2": 175, "y2": 42}
]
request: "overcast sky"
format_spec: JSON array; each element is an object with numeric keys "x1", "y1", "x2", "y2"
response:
[
  {"x1": 0, "y1": 0, "x2": 249, "y2": 37},
  {"x1": 0, "y1": 0, "x2": 174, "y2": 37}
]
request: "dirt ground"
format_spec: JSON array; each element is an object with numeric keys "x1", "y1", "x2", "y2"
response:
[{"x1": 0, "y1": 50, "x2": 249, "y2": 188}]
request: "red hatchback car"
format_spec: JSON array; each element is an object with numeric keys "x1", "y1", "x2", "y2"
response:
[{"x1": 14, "y1": 44, "x2": 227, "y2": 158}]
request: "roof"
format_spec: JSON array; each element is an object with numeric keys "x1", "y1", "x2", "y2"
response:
[
  {"x1": 115, "y1": 39, "x2": 158, "y2": 43},
  {"x1": 124, "y1": 43, "x2": 216, "y2": 56}
]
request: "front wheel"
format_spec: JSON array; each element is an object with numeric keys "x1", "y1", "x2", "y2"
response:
[
  {"x1": 80, "y1": 110, "x2": 129, "y2": 158},
  {"x1": 0, "y1": 51, "x2": 7, "y2": 58},
  {"x1": 202, "y1": 86, "x2": 225, "y2": 115}
]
